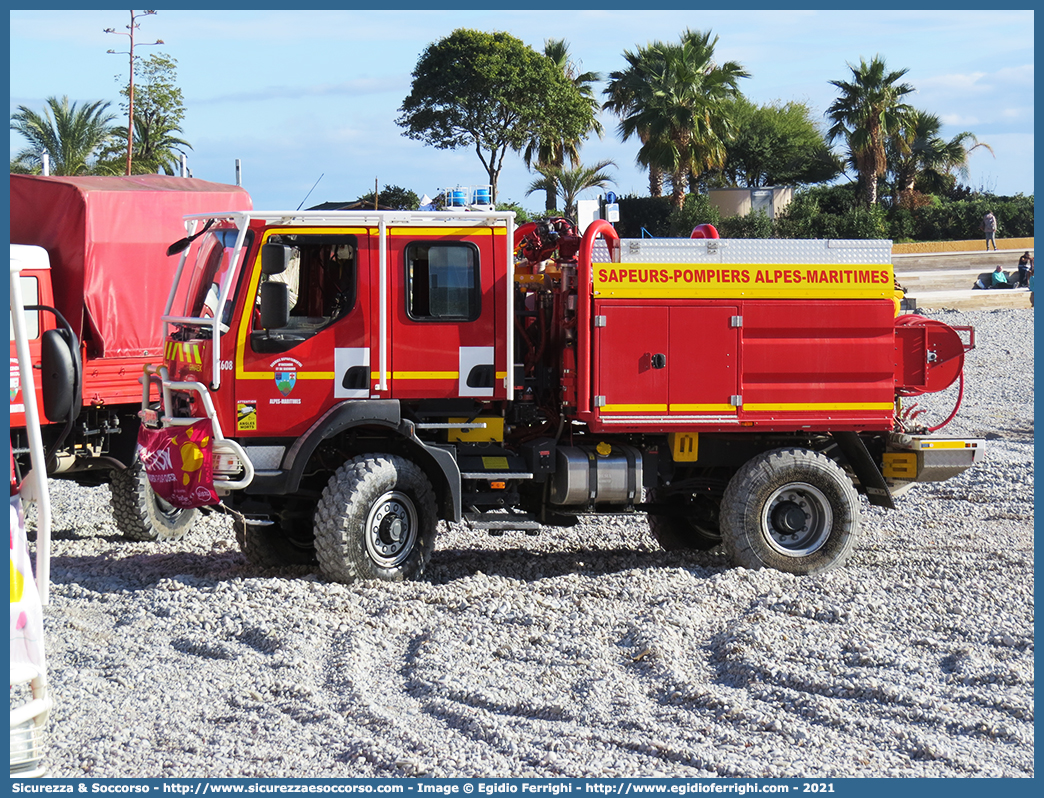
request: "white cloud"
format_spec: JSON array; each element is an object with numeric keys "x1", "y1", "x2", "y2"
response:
[
  {"x1": 940, "y1": 113, "x2": 982, "y2": 127},
  {"x1": 196, "y1": 76, "x2": 408, "y2": 105}
]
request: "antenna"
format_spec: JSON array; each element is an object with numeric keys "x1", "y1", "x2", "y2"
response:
[{"x1": 297, "y1": 173, "x2": 324, "y2": 211}]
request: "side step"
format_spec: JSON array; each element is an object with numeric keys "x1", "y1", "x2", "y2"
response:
[{"x1": 463, "y1": 510, "x2": 543, "y2": 535}]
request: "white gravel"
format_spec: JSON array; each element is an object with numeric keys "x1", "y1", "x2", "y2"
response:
[{"x1": 30, "y1": 307, "x2": 1033, "y2": 779}]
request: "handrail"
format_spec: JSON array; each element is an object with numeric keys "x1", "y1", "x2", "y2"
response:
[
  {"x1": 576, "y1": 220, "x2": 620, "y2": 420},
  {"x1": 140, "y1": 364, "x2": 255, "y2": 490}
]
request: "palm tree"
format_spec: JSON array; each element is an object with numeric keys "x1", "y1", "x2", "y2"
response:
[
  {"x1": 603, "y1": 40, "x2": 671, "y2": 197},
  {"x1": 99, "y1": 108, "x2": 193, "y2": 175},
  {"x1": 526, "y1": 159, "x2": 616, "y2": 219},
  {"x1": 603, "y1": 30, "x2": 748, "y2": 208},
  {"x1": 886, "y1": 110, "x2": 992, "y2": 201},
  {"x1": 10, "y1": 95, "x2": 119, "y2": 175},
  {"x1": 524, "y1": 39, "x2": 603, "y2": 211},
  {"x1": 826, "y1": 56, "x2": 916, "y2": 207}
]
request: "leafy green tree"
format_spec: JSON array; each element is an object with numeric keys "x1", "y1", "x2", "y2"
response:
[
  {"x1": 490, "y1": 200, "x2": 537, "y2": 224},
  {"x1": 717, "y1": 209, "x2": 774, "y2": 239},
  {"x1": 886, "y1": 109, "x2": 992, "y2": 202},
  {"x1": 98, "y1": 53, "x2": 192, "y2": 175},
  {"x1": 10, "y1": 95, "x2": 119, "y2": 175},
  {"x1": 397, "y1": 29, "x2": 592, "y2": 204},
  {"x1": 826, "y1": 55, "x2": 916, "y2": 207},
  {"x1": 355, "y1": 184, "x2": 421, "y2": 210},
  {"x1": 604, "y1": 29, "x2": 748, "y2": 208},
  {"x1": 717, "y1": 96, "x2": 841, "y2": 187},
  {"x1": 524, "y1": 39, "x2": 603, "y2": 211},
  {"x1": 526, "y1": 159, "x2": 616, "y2": 219},
  {"x1": 666, "y1": 191, "x2": 721, "y2": 237}
]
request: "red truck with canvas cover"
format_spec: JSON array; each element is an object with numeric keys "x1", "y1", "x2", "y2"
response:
[
  {"x1": 140, "y1": 207, "x2": 983, "y2": 580},
  {"x1": 9, "y1": 174, "x2": 251, "y2": 540}
]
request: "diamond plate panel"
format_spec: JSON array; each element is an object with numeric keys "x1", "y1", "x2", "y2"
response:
[
  {"x1": 243, "y1": 446, "x2": 286, "y2": 470},
  {"x1": 591, "y1": 238, "x2": 892, "y2": 265}
]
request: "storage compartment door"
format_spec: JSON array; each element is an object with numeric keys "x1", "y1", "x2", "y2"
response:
[
  {"x1": 668, "y1": 305, "x2": 740, "y2": 418},
  {"x1": 595, "y1": 305, "x2": 669, "y2": 418}
]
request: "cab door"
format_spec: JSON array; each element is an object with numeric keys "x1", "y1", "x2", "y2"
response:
[
  {"x1": 234, "y1": 229, "x2": 370, "y2": 439},
  {"x1": 384, "y1": 228, "x2": 502, "y2": 401}
]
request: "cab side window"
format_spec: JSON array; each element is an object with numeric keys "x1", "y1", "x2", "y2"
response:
[
  {"x1": 255, "y1": 234, "x2": 357, "y2": 333},
  {"x1": 11, "y1": 276, "x2": 40, "y2": 340},
  {"x1": 406, "y1": 242, "x2": 480, "y2": 321}
]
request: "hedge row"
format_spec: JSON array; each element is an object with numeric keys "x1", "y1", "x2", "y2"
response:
[{"x1": 611, "y1": 189, "x2": 1033, "y2": 241}]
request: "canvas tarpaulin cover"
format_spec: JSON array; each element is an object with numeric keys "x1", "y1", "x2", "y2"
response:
[{"x1": 9, "y1": 174, "x2": 251, "y2": 358}]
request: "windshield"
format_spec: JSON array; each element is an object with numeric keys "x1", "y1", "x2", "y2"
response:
[{"x1": 184, "y1": 228, "x2": 253, "y2": 327}]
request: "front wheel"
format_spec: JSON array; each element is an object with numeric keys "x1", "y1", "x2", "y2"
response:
[
  {"x1": 720, "y1": 448, "x2": 860, "y2": 575},
  {"x1": 110, "y1": 459, "x2": 198, "y2": 541},
  {"x1": 314, "y1": 455, "x2": 438, "y2": 583}
]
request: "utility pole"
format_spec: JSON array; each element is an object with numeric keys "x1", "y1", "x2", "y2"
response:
[{"x1": 105, "y1": 10, "x2": 163, "y2": 176}]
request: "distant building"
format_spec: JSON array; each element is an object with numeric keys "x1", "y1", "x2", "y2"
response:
[
  {"x1": 308, "y1": 200, "x2": 395, "y2": 211},
  {"x1": 709, "y1": 187, "x2": 794, "y2": 220}
]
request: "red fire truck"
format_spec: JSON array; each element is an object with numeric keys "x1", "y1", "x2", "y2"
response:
[
  {"x1": 141, "y1": 207, "x2": 983, "y2": 581},
  {"x1": 9, "y1": 175, "x2": 251, "y2": 541}
]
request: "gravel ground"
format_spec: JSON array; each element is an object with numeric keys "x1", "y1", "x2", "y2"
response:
[{"x1": 29, "y1": 307, "x2": 1033, "y2": 779}]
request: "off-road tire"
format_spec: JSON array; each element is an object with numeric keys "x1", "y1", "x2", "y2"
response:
[
  {"x1": 314, "y1": 455, "x2": 438, "y2": 584},
  {"x1": 720, "y1": 448, "x2": 860, "y2": 575},
  {"x1": 110, "y1": 459, "x2": 198, "y2": 541},
  {"x1": 234, "y1": 518, "x2": 317, "y2": 567}
]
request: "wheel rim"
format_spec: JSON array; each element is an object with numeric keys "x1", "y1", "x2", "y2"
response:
[
  {"x1": 761, "y1": 482, "x2": 832, "y2": 556},
  {"x1": 364, "y1": 490, "x2": 418, "y2": 568}
]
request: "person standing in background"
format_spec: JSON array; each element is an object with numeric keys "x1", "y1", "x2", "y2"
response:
[{"x1": 983, "y1": 211, "x2": 998, "y2": 251}]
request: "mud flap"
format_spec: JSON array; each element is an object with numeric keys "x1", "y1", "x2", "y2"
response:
[{"x1": 833, "y1": 431, "x2": 895, "y2": 509}]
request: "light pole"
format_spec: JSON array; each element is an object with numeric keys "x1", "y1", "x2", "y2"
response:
[{"x1": 105, "y1": 10, "x2": 163, "y2": 176}]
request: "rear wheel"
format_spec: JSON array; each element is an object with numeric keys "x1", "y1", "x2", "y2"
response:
[
  {"x1": 720, "y1": 448, "x2": 860, "y2": 575},
  {"x1": 314, "y1": 455, "x2": 438, "y2": 583},
  {"x1": 110, "y1": 459, "x2": 197, "y2": 541}
]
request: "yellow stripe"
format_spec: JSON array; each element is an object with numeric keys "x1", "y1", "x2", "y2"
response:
[
  {"x1": 265, "y1": 226, "x2": 371, "y2": 235},
  {"x1": 238, "y1": 372, "x2": 335, "y2": 380},
  {"x1": 603, "y1": 403, "x2": 740, "y2": 414},
  {"x1": 389, "y1": 371, "x2": 459, "y2": 380},
  {"x1": 387, "y1": 227, "x2": 504, "y2": 236},
  {"x1": 919, "y1": 441, "x2": 973, "y2": 449},
  {"x1": 743, "y1": 402, "x2": 894, "y2": 412},
  {"x1": 669, "y1": 404, "x2": 737, "y2": 413}
]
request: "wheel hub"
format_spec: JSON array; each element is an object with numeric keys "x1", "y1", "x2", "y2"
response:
[
  {"x1": 771, "y1": 501, "x2": 808, "y2": 535},
  {"x1": 762, "y1": 483, "x2": 832, "y2": 557},
  {"x1": 378, "y1": 513, "x2": 404, "y2": 545},
  {"x1": 366, "y1": 491, "x2": 417, "y2": 568}
]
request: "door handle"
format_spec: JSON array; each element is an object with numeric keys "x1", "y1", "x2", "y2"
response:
[{"x1": 651, "y1": 353, "x2": 666, "y2": 369}]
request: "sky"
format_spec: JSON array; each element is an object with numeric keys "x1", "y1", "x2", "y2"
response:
[{"x1": 8, "y1": 8, "x2": 1036, "y2": 213}]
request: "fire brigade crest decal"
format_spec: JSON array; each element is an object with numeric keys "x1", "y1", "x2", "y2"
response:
[
  {"x1": 271, "y1": 357, "x2": 303, "y2": 403},
  {"x1": 10, "y1": 357, "x2": 20, "y2": 402},
  {"x1": 275, "y1": 371, "x2": 296, "y2": 396}
]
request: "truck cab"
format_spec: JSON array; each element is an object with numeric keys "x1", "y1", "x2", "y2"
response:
[{"x1": 10, "y1": 245, "x2": 63, "y2": 777}]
